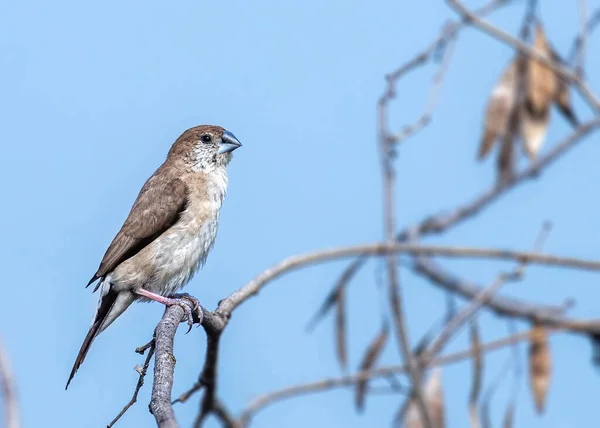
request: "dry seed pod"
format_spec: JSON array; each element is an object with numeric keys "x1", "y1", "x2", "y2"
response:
[
  {"x1": 526, "y1": 24, "x2": 557, "y2": 116},
  {"x1": 522, "y1": 24, "x2": 556, "y2": 160},
  {"x1": 549, "y1": 47, "x2": 579, "y2": 127},
  {"x1": 335, "y1": 284, "x2": 347, "y2": 369},
  {"x1": 528, "y1": 324, "x2": 551, "y2": 414},
  {"x1": 403, "y1": 368, "x2": 446, "y2": 428},
  {"x1": 469, "y1": 320, "x2": 483, "y2": 428},
  {"x1": 355, "y1": 323, "x2": 389, "y2": 411},
  {"x1": 478, "y1": 61, "x2": 517, "y2": 161}
]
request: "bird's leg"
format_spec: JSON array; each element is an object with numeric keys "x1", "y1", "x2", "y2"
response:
[{"x1": 135, "y1": 289, "x2": 203, "y2": 332}]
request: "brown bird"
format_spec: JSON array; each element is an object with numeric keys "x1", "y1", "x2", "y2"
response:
[
  {"x1": 521, "y1": 23, "x2": 556, "y2": 161},
  {"x1": 478, "y1": 61, "x2": 517, "y2": 161},
  {"x1": 66, "y1": 125, "x2": 242, "y2": 389}
]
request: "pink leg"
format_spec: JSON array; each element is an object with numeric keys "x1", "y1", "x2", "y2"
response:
[{"x1": 135, "y1": 289, "x2": 202, "y2": 332}]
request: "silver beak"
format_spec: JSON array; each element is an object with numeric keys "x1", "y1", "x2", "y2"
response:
[{"x1": 218, "y1": 130, "x2": 242, "y2": 154}]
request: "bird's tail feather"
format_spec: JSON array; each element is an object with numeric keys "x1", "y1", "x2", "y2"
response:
[{"x1": 66, "y1": 286, "x2": 133, "y2": 389}]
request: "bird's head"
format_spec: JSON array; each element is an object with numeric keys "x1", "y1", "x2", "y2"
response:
[{"x1": 169, "y1": 125, "x2": 242, "y2": 171}]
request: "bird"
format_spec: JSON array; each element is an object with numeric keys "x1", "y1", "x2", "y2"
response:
[{"x1": 66, "y1": 125, "x2": 242, "y2": 389}]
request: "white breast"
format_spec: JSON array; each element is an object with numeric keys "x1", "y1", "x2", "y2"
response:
[{"x1": 147, "y1": 168, "x2": 228, "y2": 295}]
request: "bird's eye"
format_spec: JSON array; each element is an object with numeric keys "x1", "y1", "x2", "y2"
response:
[{"x1": 201, "y1": 134, "x2": 212, "y2": 143}]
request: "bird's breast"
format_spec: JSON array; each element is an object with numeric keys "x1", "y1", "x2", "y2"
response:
[{"x1": 146, "y1": 198, "x2": 221, "y2": 295}]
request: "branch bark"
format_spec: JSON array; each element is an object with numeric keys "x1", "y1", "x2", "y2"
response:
[{"x1": 150, "y1": 304, "x2": 189, "y2": 428}]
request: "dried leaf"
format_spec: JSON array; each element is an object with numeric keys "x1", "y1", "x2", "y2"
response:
[
  {"x1": 355, "y1": 323, "x2": 389, "y2": 411},
  {"x1": 497, "y1": 126, "x2": 515, "y2": 184},
  {"x1": 527, "y1": 24, "x2": 556, "y2": 116},
  {"x1": 522, "y1": 24, "x2": 556, "y2": 161},
  {"x1": 335, "y1": 284, "x2": 348, "y2": 369},
  {"x1": 468, "y1": 319, "x2": 483, "y2": 428},
  {"x1": 394, "y1": 318, "x2": 446, "y2": 424},
  {"x1": 528, "y1": 323, "x2": 551, "y2": 414},
  {"x1": 520, "y1": 102, "x2": 549, "y2": 162},
  {"x1": 401, "y1": 369, "x2": 445, "y2": 428},
  {"x1": 305, "y1": 257, "x2": 365, "y2": 333},
  {"x1": 549, "y1": 47, "x2": 579, "y2": 127},
  {"x1": 478, "y1": 61, "x2": 517, "y2": 161}
]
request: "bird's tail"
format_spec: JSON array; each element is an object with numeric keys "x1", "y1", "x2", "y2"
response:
[{"x1": 66, "y1": 284, "x2": 134, "y2": 389}]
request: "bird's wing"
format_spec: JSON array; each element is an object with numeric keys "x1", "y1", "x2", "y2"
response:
[
  {"x1": 478, "y1": 61, "x2": 516, "y2": 160},
  {"x1": 87, "y1": 172, "x2": 188, "y2": 287}
]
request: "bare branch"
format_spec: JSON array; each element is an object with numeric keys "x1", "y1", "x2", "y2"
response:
[
  {"x1": 150, "y1": 303, "x2": 194, "y2": 428},
  {"x1": 0, "y1": 337, "x2": 20, "y2": 428},
  {"x1": 380, "y1": 58, "x2": 432, "y2": 426},
  {"x1": 427, "y1": 222, "x2": 551, "y2": 358},
  {"x1": 568, "y1": 8, "x2": 600, "y2": 67},
  {"x1": 392, "y1": 34, "x2": 457, "y2": 144},
  {"x1": 108, "y1": 340, "x2": 156, "y2": 427},
  {"x1": 381, "y1": 0, "x2": 511, "y2": 145},
  {"x1": 398, "y1": 117, "x2": 600, "y2": 240},
  {"x1": 576, "y1": 0, "x2": 588, "y2": 76},
  {"x1": 238, "y1": 328, "x2": 556, "y2": 424},
  {"x1": 411, "y1": 258, "x2": 600, "y2": 335}
]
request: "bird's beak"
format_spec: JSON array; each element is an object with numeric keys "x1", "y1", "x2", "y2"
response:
[{"x1": 218, "y1": 130, "x2": 242, "y2": 154}]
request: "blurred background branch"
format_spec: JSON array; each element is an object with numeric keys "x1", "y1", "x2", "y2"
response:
[{"x1": 0, "y1": 337, "x2": 20, "y2": 428}]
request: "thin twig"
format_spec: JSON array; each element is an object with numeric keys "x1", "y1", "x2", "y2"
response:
[
  {"x1": 238, "y1": 327, "x2": 564, "y2": 424},
  {"x1": 107, "y1": 340, "x2": 156, "y2": 427},
  {"x1": 568, "y1": 8, "x2": 600, "y2": 67},
  {"x1": 380, "y1": 54, "x2": 433, "y2": 427},
  {"x1": 397, "y1": 117, "x2": 600, "y2": 240},
  {"x1": 381, "y1": 0, "x2": 511, "y2": 146},
  {"x1": 0, "y1": 337, "x2": 20, "y2": 428},
  {"x1": 410, "y1": 259, "x2": 600, "y2": 335},
  {"x1": 392, "y1": 34, "x2": 458, "y2": 144},
  {"x1": 427, "y1": 222, "x2": 551, "y2": 358},
  {"x1": 576, "y1": 0, "x2": 588, "y2": 76}
]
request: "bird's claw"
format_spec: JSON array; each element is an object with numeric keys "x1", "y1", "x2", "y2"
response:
[{"x1": 166, "y1": 293, "x2": 203, "y2": 333}]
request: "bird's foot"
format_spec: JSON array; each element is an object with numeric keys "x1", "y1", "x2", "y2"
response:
[
  {"x1": 166, "y1": 293, "x2": 203, "y2": 332},
  {"x1": 135, "y1": 289, "x2": 203, "y2": 333}
]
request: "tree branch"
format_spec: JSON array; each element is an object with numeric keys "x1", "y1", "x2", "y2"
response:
[
  {"x1": 0, "y1": 337, "x2": 20, "y2": 428},
  {"x1": 108, "y1": 340, "x2": 156, "y2": 427},
  {"x1": 238, "y1": 328, "x2": 561, "y2": 424},
  {"x1": 397, "y1": 117, "x2": 600, "y2": 241},
  {"x1": 411, "y1": 258, "x2": 600, "y2": 335},
  {"x1": 150, "y1": 304, "x2": 193, "y2": 428}
]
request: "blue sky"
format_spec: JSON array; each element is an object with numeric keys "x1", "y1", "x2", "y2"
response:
[{"x1": 1, "y1": 0, "x2": 600, "y2": 427}]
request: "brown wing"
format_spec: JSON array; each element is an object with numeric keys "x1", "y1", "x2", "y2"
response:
[{"x1": 87, "y1": 171, "x2": 188, "y2": 287}]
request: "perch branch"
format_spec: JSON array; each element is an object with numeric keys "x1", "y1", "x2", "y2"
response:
[{"x1": 149, "y1": 303, "x2": 195, "y2": 428}]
